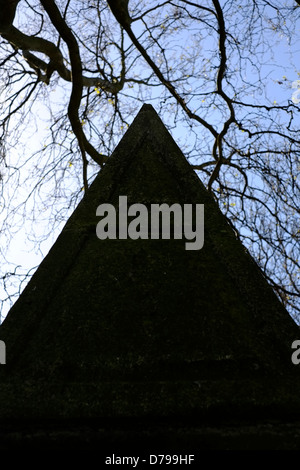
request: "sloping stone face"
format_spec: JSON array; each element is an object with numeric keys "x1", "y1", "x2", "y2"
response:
[{"x1": 0, "y1": 104, "x2": 300, "y2": 448}]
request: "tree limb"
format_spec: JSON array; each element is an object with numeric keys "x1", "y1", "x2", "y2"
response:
[
  {"x1": 39, "y1": 0, "x2": 108, "y2": 189},
  {"x1": 107, "y1": 0, "x2": 218, "y2": 138}
]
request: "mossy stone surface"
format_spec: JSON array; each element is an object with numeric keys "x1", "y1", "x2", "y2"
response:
[{"x1": 0, "y1": 104, "x2": 300, "y2": 449}]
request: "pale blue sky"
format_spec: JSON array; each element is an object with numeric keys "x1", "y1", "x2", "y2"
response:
[{"x1": 0, "y1": 0, "x2": 299, "y2": 321}]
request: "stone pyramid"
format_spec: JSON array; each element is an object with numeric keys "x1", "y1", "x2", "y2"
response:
[{"x1": 0, "y1": 104, "x2": 300, "y2": 450}]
